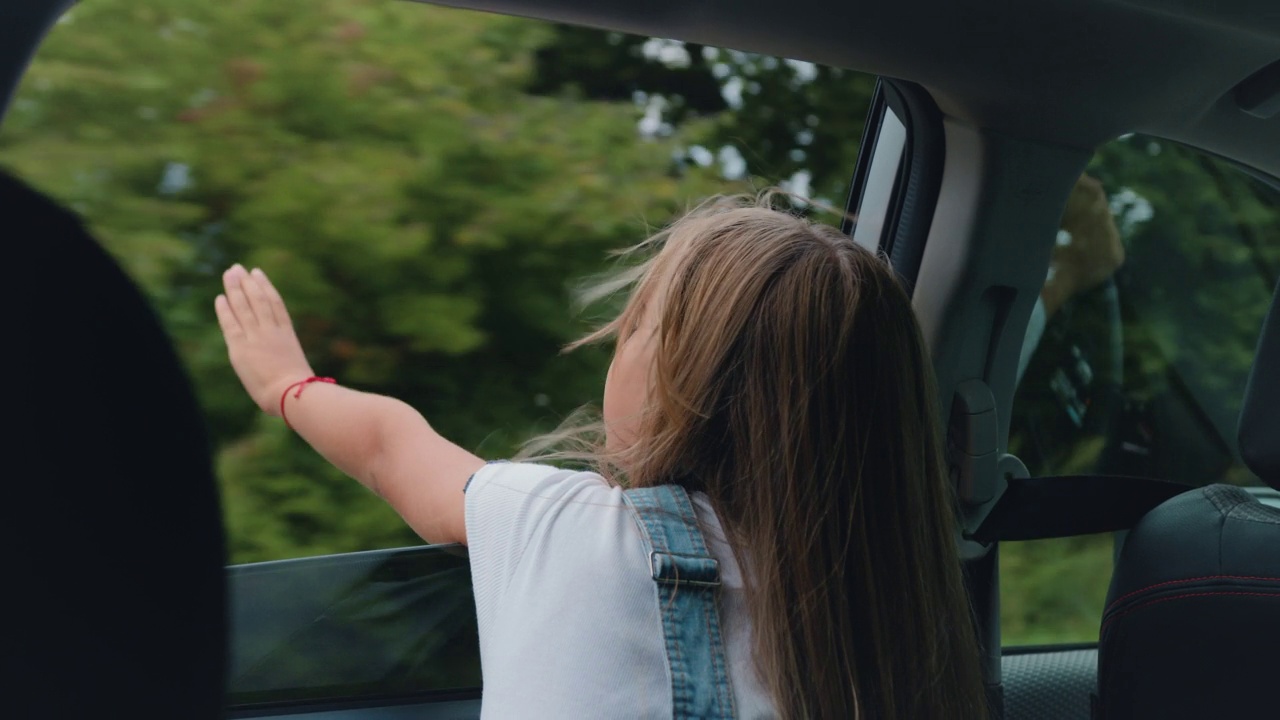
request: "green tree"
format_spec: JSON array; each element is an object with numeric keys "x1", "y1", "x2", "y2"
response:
[
  {"x1": 1, "y1": 0, "x2": 734, "y2": 562},
  {"x1": 527, "y1": 27, "x2": 877, "y2": 203}
]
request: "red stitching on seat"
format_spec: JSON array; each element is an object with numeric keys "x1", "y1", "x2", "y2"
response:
[
  {"x1": 1101, "y1": 591, "x2": 1280, "y2": 633},
  {"x1": 1105, "y1": 575, "x2": 1280, "y2": 610}
]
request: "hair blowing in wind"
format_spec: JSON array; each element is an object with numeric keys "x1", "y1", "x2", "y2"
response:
[{"x1": 523, "y1": 194, "x2": 987, "y2": 719}]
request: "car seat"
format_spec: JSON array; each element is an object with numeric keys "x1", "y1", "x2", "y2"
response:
[
  {"x1": 7, "y1": 171, "x2": 228, "y2": 718},
  {"x1": 1094, "y1": 281, "x2": 1280, "y2": 719}
]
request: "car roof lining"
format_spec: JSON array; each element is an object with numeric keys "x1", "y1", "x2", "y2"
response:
[
  {"x1": 422, "y1": 0, "x2": 1280, "y2": 179},
  {"x1": 5, "y1": 1, "x2": 1276, "y2": 176}
]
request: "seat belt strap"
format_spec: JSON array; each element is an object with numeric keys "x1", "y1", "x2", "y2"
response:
[{"x1": 971, "y1": 475, "x2": 1192, "y2": 543}]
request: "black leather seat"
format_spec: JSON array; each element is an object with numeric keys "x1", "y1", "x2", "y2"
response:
[
  {"x1": 8, "y1": 171, "x2": 227, "y2": 718},
  {"x1": 1095, "y1": 282, "x2": 1280, "y2": 720}
]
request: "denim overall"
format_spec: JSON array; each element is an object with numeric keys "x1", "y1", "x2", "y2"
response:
[{"x1": 622, "y1": 485, "x2": 738, "y2": 719}]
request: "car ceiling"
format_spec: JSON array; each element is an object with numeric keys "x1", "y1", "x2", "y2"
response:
[{"x1": 423, "y1": 0, "x2": 1280, "y2": 179}]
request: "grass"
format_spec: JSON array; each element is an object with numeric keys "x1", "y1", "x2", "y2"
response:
[{"x1": 1000, "y1": 533, "x2": 1115, "y2": 645}]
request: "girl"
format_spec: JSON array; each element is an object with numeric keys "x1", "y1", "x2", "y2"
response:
[{"x1": 216, "y1": 195, "x2": 987, "y2": 719}]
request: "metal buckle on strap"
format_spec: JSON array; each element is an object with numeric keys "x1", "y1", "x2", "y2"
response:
[{"x1": 649, "y1": 551, "x2": 721, "y2": 587}]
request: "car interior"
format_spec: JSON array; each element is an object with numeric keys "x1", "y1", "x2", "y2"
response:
[{"x1": 7, "y1": 0, "x2": 1279, "y2": 718}]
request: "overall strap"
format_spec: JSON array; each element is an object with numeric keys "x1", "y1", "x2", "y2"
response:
[{"x1": 622, "y1": 485, "x2": 737, "y2": 720}]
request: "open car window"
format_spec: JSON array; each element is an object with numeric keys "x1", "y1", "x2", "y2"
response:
[
  {"x1": 1002, "y1": 134, "x2": 1280, "y2": 644},
  {"x1": 1, "y1": 4, "x2": 880, "y2": 714},
  {"x1": 0, "y1": 2, "x2": 875, "y2": 567}
]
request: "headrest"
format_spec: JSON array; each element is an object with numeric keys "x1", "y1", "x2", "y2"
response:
[
  {"x1": 1239, "y1": 280, "x2": 1280, "y2": 488},
  {"x1": 8, "y1": 171, "x2": 227, "y2": 716}
]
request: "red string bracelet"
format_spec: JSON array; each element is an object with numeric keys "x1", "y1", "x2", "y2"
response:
[{"x1": 280, "y1": 376, "x2": 336, "y2": 430}]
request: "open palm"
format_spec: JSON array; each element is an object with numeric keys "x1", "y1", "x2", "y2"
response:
[{"x1": 214, "y1": 264, "x2": 315, "y2": 415}]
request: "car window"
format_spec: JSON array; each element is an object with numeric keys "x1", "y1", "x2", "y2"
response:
[
  {"x1": 227, "y1": 545, "x2": 479, "y2": 709},
  {"x1": 850, "y1": 104, "x2": 907, "y2": 251},
  {"x1": 0, "y1": 1, "x2": 874, "y2": 564},
  {"x1": 1002, "y1": 135, "x2": 1280, "y2": 644}
]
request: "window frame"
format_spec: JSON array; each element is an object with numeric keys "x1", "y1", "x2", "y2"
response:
[{"x1": 844, "y1": 79, "x2": 946, "y2": 293}]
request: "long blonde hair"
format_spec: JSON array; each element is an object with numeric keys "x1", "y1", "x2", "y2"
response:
[{"x1": 524, "y1": 194, "x2": 986, "y2": 719}]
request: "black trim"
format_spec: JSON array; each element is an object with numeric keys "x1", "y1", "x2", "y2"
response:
[
  {"x1": 1002, "y1": 642, "x2": 1098, "y2": 656},
  {"x1": 840, "y1": 78, "x2": 946, "y2": 294},
  {"x1": 964, "y1": 544, "x2": 1003, "y2": 718},
  {"x1": 879, "y1": 79, "x2": 945, "y2": 293},
  {"x1": 227, "y1": 689, "x2": 482, "y2": 719},
  {"x1": 877, "y1": 82, "x2": 912, "y2": 258}
]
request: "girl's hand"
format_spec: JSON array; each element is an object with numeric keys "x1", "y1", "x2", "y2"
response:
[
  {"x1": 1056, "y1": 174, "x2": 1125, "y2": 294},
  {"x1": 215, "y1": 264, "x2": 316, "y2": 416},
  {"x1": 1043, "y1": 174, "x2": 1126, "y2": 317}
]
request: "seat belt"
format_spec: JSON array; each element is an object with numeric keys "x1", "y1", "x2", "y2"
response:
[{"x1": 969, "y1": 475, "x2": 1193, "y2": 544}]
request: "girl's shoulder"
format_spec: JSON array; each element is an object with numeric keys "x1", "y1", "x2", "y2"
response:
[
  {"x1": 464, "y1": 460, "x2": 613, "y2": 500},
  {"x1": 464, "y1": 461, "x2": 646, "y2": 630},
  {"x1": 464, "y1": 461, "x2": 627, "y2": 555}
]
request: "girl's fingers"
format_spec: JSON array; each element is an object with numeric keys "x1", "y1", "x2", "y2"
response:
[
  {"x1": 223, "y1": 265, "x2": 259, "y2": 329},
  {"x1": 214, "y1": 294, "x2": 242, "y2": 338},
  {"x1": 252, "y1": 267, "x2": 292, "y2": 326},
  {"x1": 242, "y1": 269, "x2": 278, "y2": 326}
]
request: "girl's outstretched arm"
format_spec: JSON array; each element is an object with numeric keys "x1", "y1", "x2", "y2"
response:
[{"x1": 214, "y1": 264, "x2": 484, "y2": 546}]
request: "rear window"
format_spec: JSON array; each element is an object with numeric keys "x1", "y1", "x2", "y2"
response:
[
  {"x1": 1002, "y1": 135, "x2": 1279, "y2": 644},
  {"x1": 1011, "y1": 138, "x2": 1277, "y2": 487}
]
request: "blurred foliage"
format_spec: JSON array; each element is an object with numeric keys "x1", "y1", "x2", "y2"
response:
[
  {"x1": 1, "y1": 0, "x2": 739, "y2": 561},
  {"x1": 1001, "y1": 535, "x2": 1114, "y2": 645},
  {"x1": 527, "y1": 27, "x2": 871, "y2": 204},
  {"x1": 3, "y1": 0, "x2": 1276, "y2": 650},
  {"x1": 1, "y1": 0, "x2": 875, "y2": 564}
]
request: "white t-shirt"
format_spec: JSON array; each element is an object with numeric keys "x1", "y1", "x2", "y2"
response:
[{"x1": 465, "y1": 461, "x2": 776, "y2": 719}]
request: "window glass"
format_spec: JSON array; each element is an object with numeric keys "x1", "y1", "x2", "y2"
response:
[
  {"x1": 1003, "y1": 135, "x2": 1280, "y2": 644},
  {"x1": 851, "y1": 107, "x2": 906, "y2": 251},
  {"x1": 227, "y1": 546, "x2": 478, "y2": 708},
  {"x1": 0, "y1": 0, "x2": 875, "y2": 563}
]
